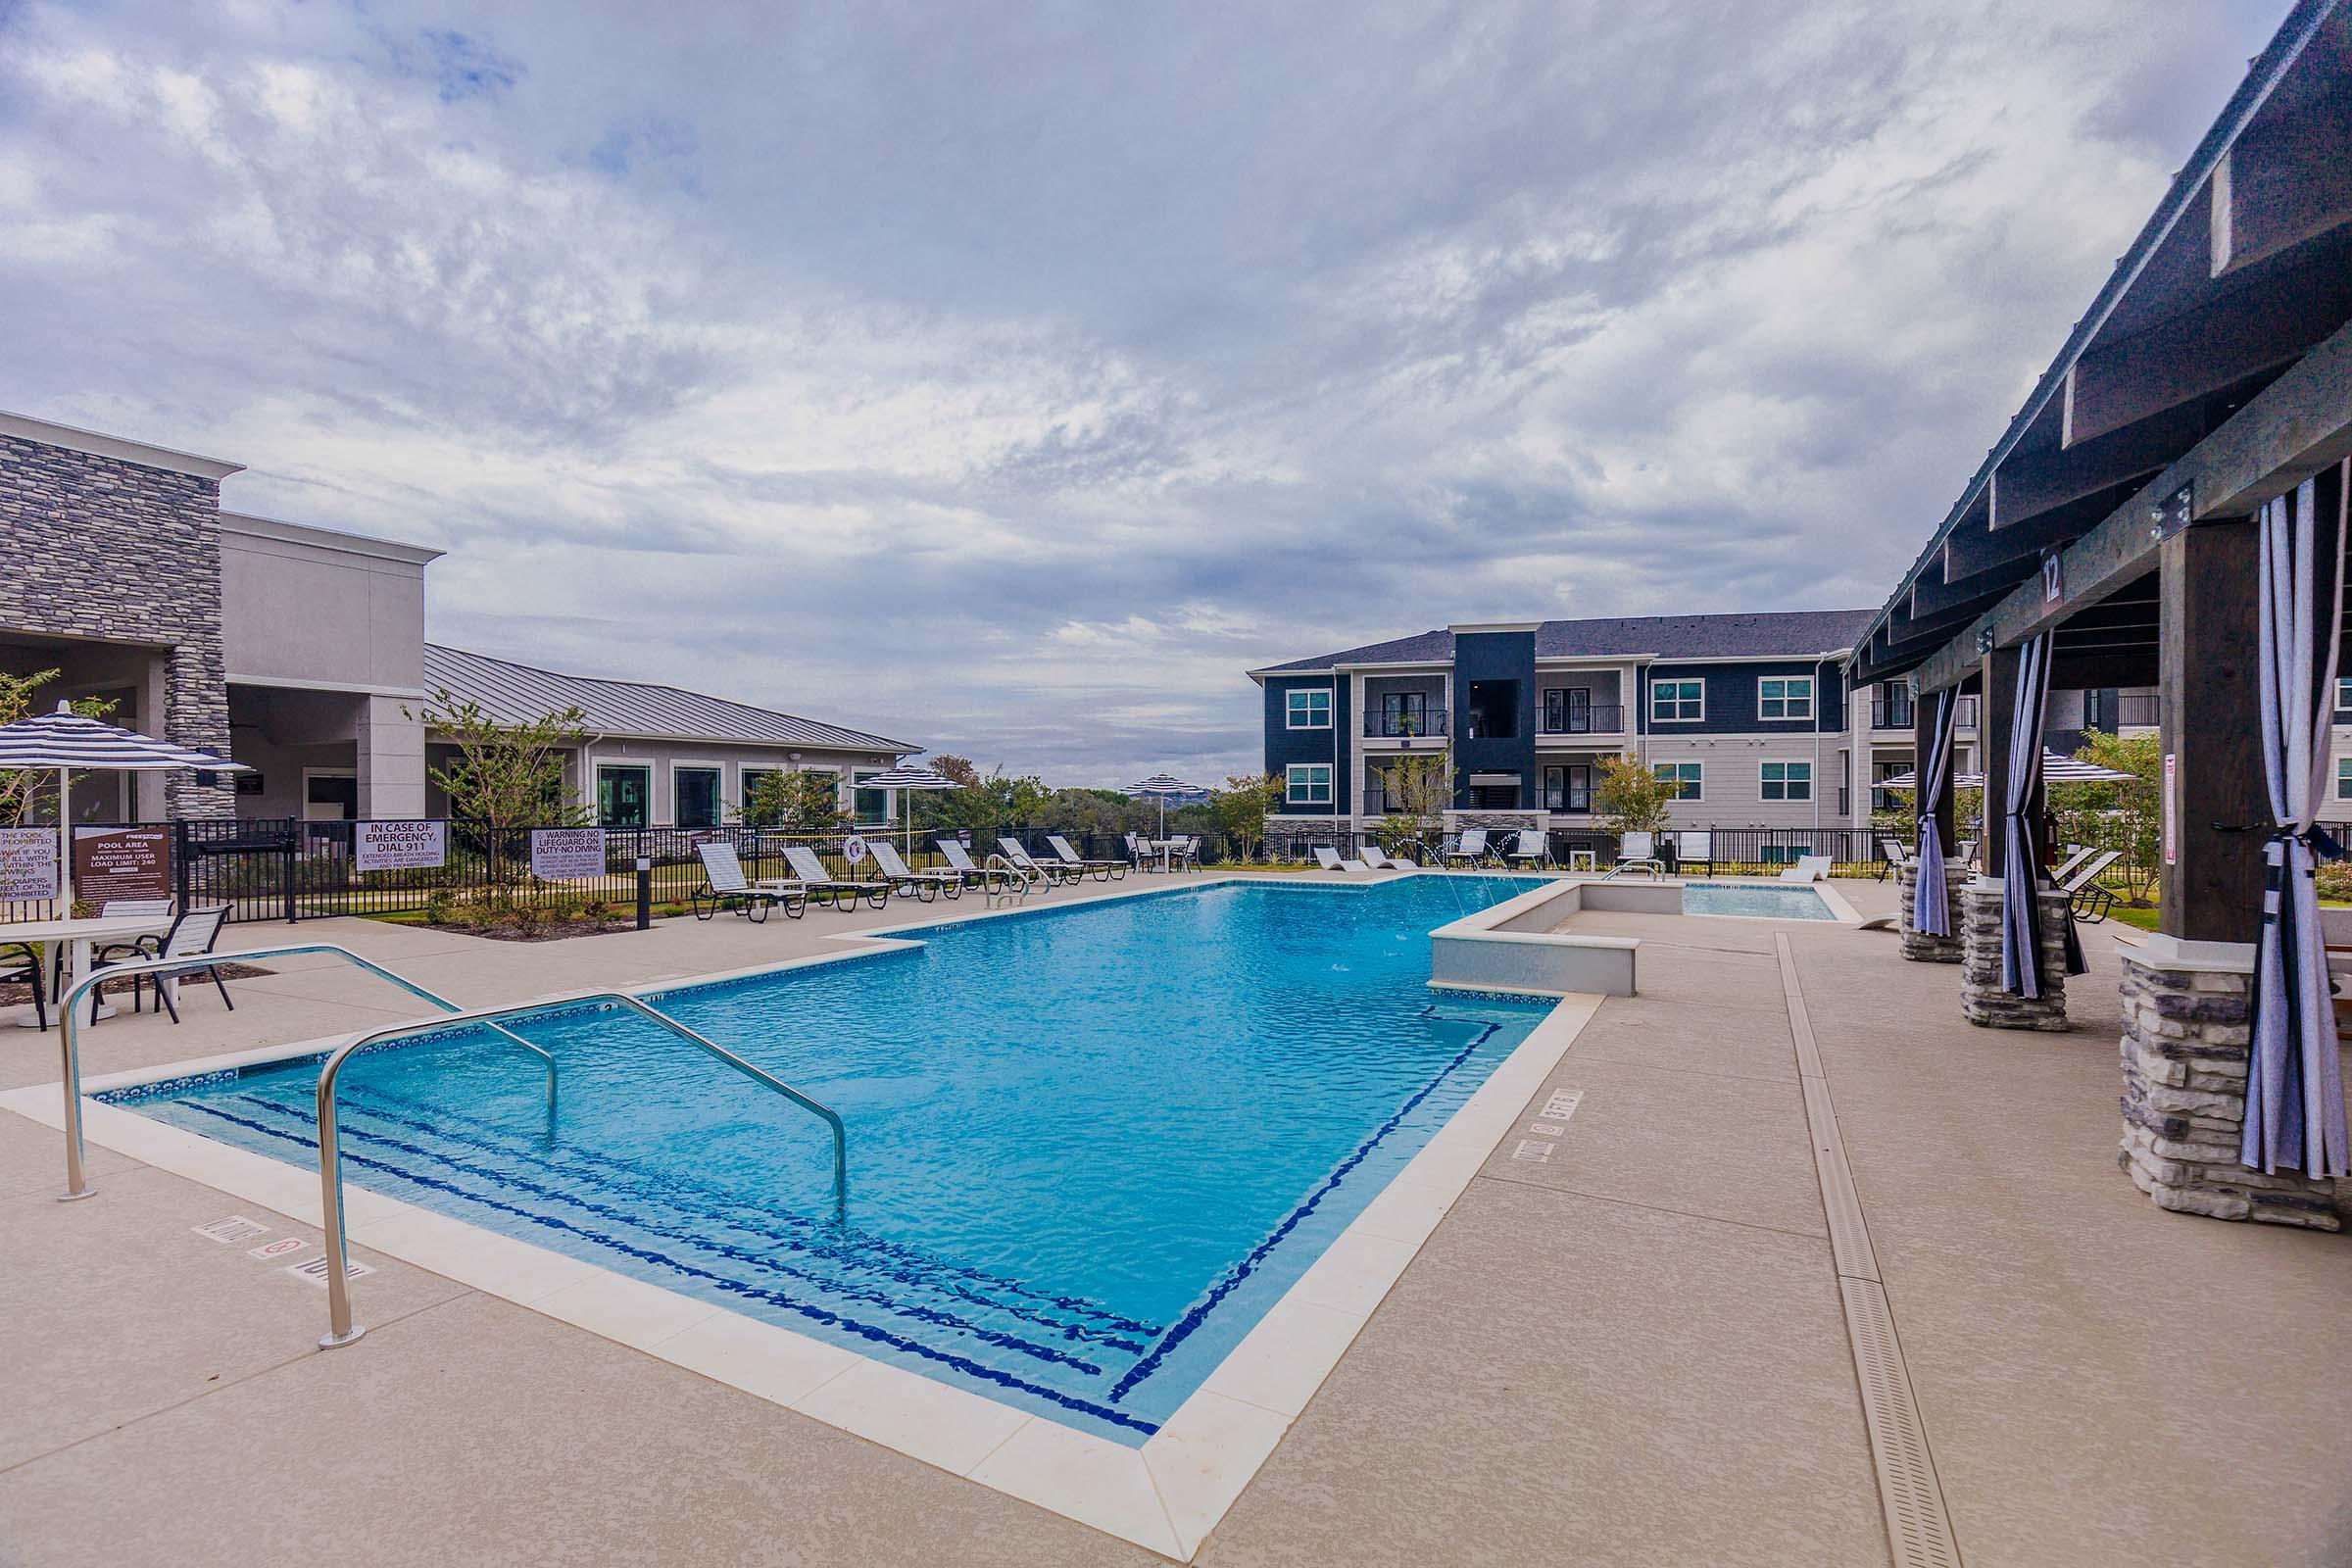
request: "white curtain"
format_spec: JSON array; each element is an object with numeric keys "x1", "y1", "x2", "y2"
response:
[
  {"x1": 1911, "y1": 688, "x2": 1957, "y2": 936},
  {"x1": 1998, "y1": 636, "x2": 2053, "y2": 997},
  {"x1": 2244, "y1": 466, "x2": 2350, "y2": 1179}
]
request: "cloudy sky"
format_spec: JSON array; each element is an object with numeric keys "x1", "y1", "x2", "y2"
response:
[{"x1": 0, "y1": 0, "x2": 2287, "y2": 783}]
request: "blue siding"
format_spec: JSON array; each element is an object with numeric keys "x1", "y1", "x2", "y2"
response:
[
  {"x1": 1641, "y1": 661, "x2": 1843, "y2": 737},
  {"x1": 1262, "y1": 675, "x2": 1349, "y2": 808},
  {"x1": 1452, "y1": 630, "x2": 1536, "y2": 806}
]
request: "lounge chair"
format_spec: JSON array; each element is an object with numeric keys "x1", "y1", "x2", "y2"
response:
[
  {"x1": 1673, "y1": 831, "x2": 1715, "y2": 876},
  {"x1": 1605, "y1": 831, "x2": 1665, "y2": 880},
  {"x1": 939, "y1": 838, "x2": 1024, "y2": 892},
  {"x1": 2059, "y1": 849, "x2": 2123, "y2": 923},
  {"x1": 780, "y1": 844, "x2": 890, "y2": 910},
  {"x1": 1506, "y1": 830, "x2": 1549, "y2": 869},
  {"x1": 94, "y1": 906, "x2": 234, "y2": 1021},
  {"x1": 998, "y1": 837, "x2": 1084, "y2": 887},
  {"x1": 1311, "y1": 846, "x2": 1366, "y2": 873},
  {"x1": 1046, "y1": 834, "x2": 1128, "y2": 882},
  {"x1": 1443, "y1": 829, "x2": 1493, "y2": 868},
  {"x1": 1361, "y1": 844, "x2": 1417, "y2": 871},
  {"x1": 2047, "y1": 844, "x2": 2097, "y2": 885},
  {"x1": 690, "y1": 842, "x2": 808, "y2": 922},
  {"x1": 868, "y1": 840, "x2": 960, "y2": 902},
  {"x1": 1779, "y1": 855, "x2": 1833, "y2": 883},
  {"x1": 1955, "y1": 838, "x2": 1980, "y2": 869},
  {"x1": 1877, "y1": 836, "x2": 1910, "y2": 881}
]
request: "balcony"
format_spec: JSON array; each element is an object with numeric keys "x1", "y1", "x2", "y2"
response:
[
  {"x1": 1870, "y1": 697, "x2": 1914, "y2": 731},
  {"x1": 1362, "y1": 789, "x2": 1398, "y2": 815},
  {"x1": 1536, "y1": 705, "x2": 1625, "y2": 738},
  {"x1": 2083, "y1": 693, "x2": 2161, "y2": 730},
  {"x1": 1363, "y1": 707, "x2": 1446, "y2": 740},
  {"x1": 1541, "y1": 790, "x2": 1594, "y2": 813}
]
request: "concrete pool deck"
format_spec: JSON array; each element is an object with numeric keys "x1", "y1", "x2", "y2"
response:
[{"x1": 4, "y1": 870, "x2": 2349, "y2": 1564}]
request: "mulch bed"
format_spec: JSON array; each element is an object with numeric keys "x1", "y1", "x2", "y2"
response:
[
  {"x1": 0, "y1": 961, "x2": 275, "y2": 1006},
  {"x1": 420, "y1": 916, "x2": 636, "y2": 944}
]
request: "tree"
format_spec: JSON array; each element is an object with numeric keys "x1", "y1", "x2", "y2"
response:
[
  {"x1": 1373, "y1": 748, "x2": 1452, "y2": 854},
  {"x1": 409, "y1": 691, "x2": 587, "y2": 830},
  {"x1": 2052, "y1": 727, "x2": 2162, "y2": 903},
  {"x1": 1594, "y1": 756, "x2": 1676, "y2": 839},
  {"x1": 743, "y1": 768, "x2": 846, "y2": 833},
  {"x1": 1, "y1": 669, "x2": 119, "y2": 825},
  {"x1": 1211, "y1": 775, "x2": 1284, "y2": 858}
]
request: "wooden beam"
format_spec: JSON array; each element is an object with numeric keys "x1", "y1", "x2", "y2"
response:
[
  {"x1": 2213, "y1": 78, "x2": 2352, "y2": 277},
  {"x1": 1910, "y1": 315, "x2": 2352, "y2": 693},
  {"x1": 1906, "y1": 565, "x2": 2022, "y2": 623},
  {"x1": 2158, "y1": 516, "x2": 2268, "y2": 943},
  {"x1": 2062, "y1": 243, "x2": 2352, "y2": 448},
  {"x1": 1991, "y1": 403, "x2": 2204, "y2": 523},
  {"x1": 1979, "y1": 645, "x2": 2025, "y2": 880}
]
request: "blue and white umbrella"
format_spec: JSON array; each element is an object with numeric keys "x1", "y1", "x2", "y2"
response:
[
  {"x1": 0, "y1": 702, "x2": 248, "y2": 909},
  {"x1": 1125, "y1": 773, "x2": 1207, "y2": 836}
]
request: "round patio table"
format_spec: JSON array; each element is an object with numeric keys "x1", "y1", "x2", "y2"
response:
[{"x1": 2, "y1": 911, "x2": 176, "y2": 1029}]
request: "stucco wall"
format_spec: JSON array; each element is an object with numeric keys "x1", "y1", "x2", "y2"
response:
[{"x1": 219, "y1": 514, "x2": 433, "y2": 692}]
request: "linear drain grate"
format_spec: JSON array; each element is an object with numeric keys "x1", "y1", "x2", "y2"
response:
[
  {"x1": 1802, "y1": 1075, "x2": 1882, "y2": 1284},
  {"x1": 1841, "y1": 1278, "x2": 1961, "y2": 1568}
]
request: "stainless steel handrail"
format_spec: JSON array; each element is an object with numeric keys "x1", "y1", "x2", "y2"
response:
[
  {"x1": 53, "y1": 943, "x2": 554, "y2": 1202},
  {"x1": 316, "y1": 989, "x2": 847, "y2": 1348},
  {"x1": 982, "y1": 853, "x2": 1033, "y2": 907}
]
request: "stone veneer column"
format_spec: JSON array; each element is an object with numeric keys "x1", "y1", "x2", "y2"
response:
[
  {"x1": 1958, "y1": 876, "x2": 2069, "y2": 1029},
  {"x1": 1896, "y1": 858, "x2": 1964, "y2": 963},
  {"x1": 2117, "y1": 943, "x2": 2340, "y2": 1230}
]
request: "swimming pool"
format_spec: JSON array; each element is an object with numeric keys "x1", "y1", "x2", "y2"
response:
[
  {"x1": 108, "y1": 875, "x2": 1549, "y2": 1444},
  {"x1": 1682, "y1": 881, "x2": 1837, "y2": 919}
]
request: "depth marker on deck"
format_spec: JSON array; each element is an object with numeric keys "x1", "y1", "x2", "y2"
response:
[{"x1": 1776, "y1": 933, "x2": 1961, "y2": 1568}]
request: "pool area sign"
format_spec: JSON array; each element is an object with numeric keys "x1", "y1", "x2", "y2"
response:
[
  {"x1": 73, "y1": 826, "x2": 172, "y2": 905},
  {"x1": 0, "y1": 826, "x2": 57, "y2": 900},
  {"x1": 530, "y1": 827, "x2": 607, "y2": 881},
  {"x1": 354, "y1": 819, "x2": 446, "y2": 873}
]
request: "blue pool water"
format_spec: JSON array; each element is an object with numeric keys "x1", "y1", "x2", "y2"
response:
[
  {"x1": 1682, "y1": 881, "x2": 1836, "y2": 919},
  {"x1": 111, "y1": 876, "x2": 1551, "y2": 1443}
]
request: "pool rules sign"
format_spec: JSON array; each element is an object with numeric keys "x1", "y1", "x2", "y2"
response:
[
  {"x1": 354, "y1": 820, "x2": 446, "y2": 873},
  {"x1": 0, "y1": 826, "x2": 57, "y2": 900}
]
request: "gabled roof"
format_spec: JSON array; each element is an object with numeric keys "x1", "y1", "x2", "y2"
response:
[
  {"x1": 1254, "y1": 609, "x2": 1878, "y2": 675},
  {"x1": 421, "y1": 645, "x2": 916, "y2": 754}
]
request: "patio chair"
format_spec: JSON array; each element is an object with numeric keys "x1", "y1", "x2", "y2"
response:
[
  {"x1": 1124, "y1": 831, "x2": 1154, "y2": 870},
  {"x1": 96, "y1": 906, "x2": 234, "y2": 1022},
  {"x1": 1506, "y1": 830, "x2": 1549, "y2": 869},
  {"x1": 939, "y1": 838, "x2": 1024, "y2": 892},
  {"x1": 1605, "y1": 832, "x2": 1666, "y2": 880},
  {"x1": 0, "y1": 939, "x2": 46, "y2": 1031},
  {"x1": 998, "y1": 837, "x2": 1084, "y2": 887},
  {"x1": 779, "y1": 844, "x2": 890, "y2": 910},
  {"x1": 1046, "y1": 834, "x2": 1128, "y2": 882},
  {"x1": 1778, "y1": 855, "x2": 1833, "y2": 883},
  {"x1": 80, "y1": 898, "x2": 176, "y2": 993},
  {"x1": 1164, "y1": 835, "x2": 1200, "y2": 870},
  {"x1": 1673, "y1": 831, "x2": 1715, "y2": 876},
  {"x1": 869, "y1": 841, "x2": 962, "y2": 901},
  {"x1": 1955, "y1": 838, "x2": 1980, "y2": 869},
  {"x1": 689, "y1": 842, "x2": 808, "y2": 922},
  {"x1": 1311, "y1": 846, "x2": 1366, "y2": 873},
  {"x1": 2058, "y1": 849, "x2": 2123, "y2": 923},
  {"x1": 1443, "y1": 828, "x2": 1493, "y2": 868}
]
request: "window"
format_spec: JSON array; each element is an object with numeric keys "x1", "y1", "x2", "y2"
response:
[
  {"x1": 1286, "y1": 688, "x2": 1333, "y2": 729},
  {"x1": 1544, "y1": 764, "x2": 1592, "y2": 812},
  {"x1": 1652, "y1": 761, "x2": 1701, "y2": 801},
  {"x1": 2339, "y1": 677, "x2": 2352, "y2": 715},
  {"x1": 2338, "y1": 759, "x2": 2352, "y2": 800},
  {"x1": 1761, "y1": 760, "x2": 1812, "y2": 802},
  {"x1": 1758, "y1": 676, "x2": 1814, "y2": 721},
  {"x1": 1377, "y1": 691, "x2": 1428, "y2": 738},
  {"x1": 1286, "y1": 763, "x2": 1333, "y2": 806},
  {"x1": 1543, "y1": 688, "x2": 1593, "y2": 733},
  {"x1": 673, "y1": 765, "x2": 721, "y2": 829},
  {"x1": 852, "y1": 770, "x2": 892, "y2": 826},
  {"x1": 1651, "y1": 678, "x2": 1703, "y2": 722},
  {"x1": 740, "y1": 767, "x2": 781, "y2": 815},
  {"x1": 597, "y1": 764, "x2": 651, "y2": 827},
  {"x1": 1871, "y1": 760, "x2": 1910, "y2": 812}
]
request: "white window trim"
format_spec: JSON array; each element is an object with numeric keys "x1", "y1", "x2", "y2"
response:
[
  {"x1": 1756, "y1": 674, "x2": 1815, "y2": 722},
  {"x1": 1649, "y1": 677, "x2": 1704, "y2": 724},
  {"x1": 1760, "y1": 759, "x2": 1814, "y2": 802},
  {"x1": 1286, "y1": 762, "x2": 1334, "y2": 806},
  {"x1": 669, "y1": 759, "x2": 728, "y2": 830},
  {"x1": 1286, "y1": 687, "x2": 1335, "y2": 730},
  {"x1": 1652, "y1": 760, "x2": 1703, "y2": 801}
]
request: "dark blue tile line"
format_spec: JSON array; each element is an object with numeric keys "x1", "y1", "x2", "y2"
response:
[
  {"x1": 97, "y1": 1053, "x2": 330, "y2": 1105},
  {"x1": 185, "y1": 1097, "x2": 1132, "y2": 1376},
  {"x1": 1104, "y1": 1021, "x2": 1500, "y2": 1405},
  {"x1": 321, "y1": 1085, "x2": 1152, "y2": 1348}
]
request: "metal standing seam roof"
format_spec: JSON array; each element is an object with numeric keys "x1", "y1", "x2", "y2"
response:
[
  {"x1": 1254, "y1": 609, "x2": 1880, "y2": 674},
  {"x1": 420, "y1": 645, "x2": 917, "y2": 754}
]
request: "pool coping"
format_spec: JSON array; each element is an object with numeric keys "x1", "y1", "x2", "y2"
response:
[{"x1": 0, "y1": 870, "x2": 1600, "y2": 1560}]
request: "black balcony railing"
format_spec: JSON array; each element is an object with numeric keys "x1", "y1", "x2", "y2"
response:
[
  {"x1": 1363, "y1": 707, "x2": 1447, "y2": 738},
  {"x1": 1870, "y1": 696, "x2": 1914, "y2": 730},
  {"x1": 1541, "y1": 790, "x2": 1594, "y2": 813},
  {"x1": 1537, "y1": 704, "x2": 1625, "y2": 736}
]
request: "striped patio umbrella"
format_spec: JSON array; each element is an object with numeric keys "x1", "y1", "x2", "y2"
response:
[
  {"x1": 1125, "y1": 773, "x2": 1207, "y2": 837},
  {"x1": 0, "y1": 702, "x2": 249, "y2": 910},
  {"x1": 1878, "y1": 749, "x2": 2133, "y2": 793},
  {"x1": 853, "y1": 763, "x2": 964, "y2": 858}
]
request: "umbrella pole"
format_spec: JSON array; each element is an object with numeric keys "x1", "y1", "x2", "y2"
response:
[{"x1": 56, "y1": 766, "x2": 71, "y2": 916}]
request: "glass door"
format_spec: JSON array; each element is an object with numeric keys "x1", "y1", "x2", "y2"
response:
[
  {"x1": 598, "y1": 764, "x2": 651, "y2": 827},
  {"x1": 674, "y1": 766, "x2": 720, "y2": 829}
]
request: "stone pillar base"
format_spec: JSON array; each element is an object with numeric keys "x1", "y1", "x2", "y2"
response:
[
  {"x1": 1959, "y1": 878, "x2": 2069, "y2": 1029},
  {"x1": 1896, "y1": 858, "x2": 1964, "y2": 963},
  {"x1": 2117, "y1": 948, "x2": 2341, "y2": 1230}
]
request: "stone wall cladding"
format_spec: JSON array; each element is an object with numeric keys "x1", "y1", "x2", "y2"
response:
[
  {"x1": 2116, "y1": 955, "x2": 2340, "y2": 1230},
  {"x1": 1958, "y1": 878, "x2": 2070, "y2": 1029},
  {"x1": 1896, "y1": 858, "x2": 1965, "y2": 963},
  {"x1": 0, "y1": 433, "x2": 231, "y2": 818}
]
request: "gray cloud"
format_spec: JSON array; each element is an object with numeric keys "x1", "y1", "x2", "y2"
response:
[{"x1": 0, "y1": 0, "x2": 2287, "y2": 783}]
